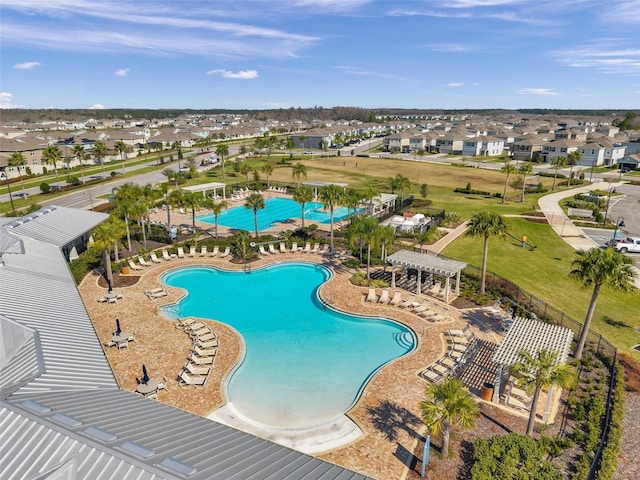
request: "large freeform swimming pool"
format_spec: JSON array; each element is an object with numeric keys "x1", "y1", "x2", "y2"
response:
[
  {"x1": 196, "y1": 197, "x2": 356, "y2": 232},
  {"x1": 160, "y1": 263, "x2": 415, "y2": 429}
]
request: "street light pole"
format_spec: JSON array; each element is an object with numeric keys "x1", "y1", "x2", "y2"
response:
[
  {"x1": 2, "y1": 171, "x2": 16, "y2": 214},
  {"x1": 602, "y1": 183, "x2": 613, "y2": 227}
]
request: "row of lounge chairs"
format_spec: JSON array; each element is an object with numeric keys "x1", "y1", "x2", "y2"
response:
[
  {"x1": 175, "y1": 318, "x2": 219, "y2": 386},
  {"x1": 258, "y1": 241, "x2": 330, "y2": 256},
  {"x1": 230, "y1": 188, "x2": 262, "y2": 201},
  {"x1": 420, "y1": 327, "x2": 477, "y2": 383},
  {"x1": 267, "y1": 186, "x2": 287, "y2": 193},
  {"x1": 365, "y1": 287, "x2": 451, "y2": 323}
]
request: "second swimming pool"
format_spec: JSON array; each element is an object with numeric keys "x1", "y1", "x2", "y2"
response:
[{"x1": 161, "y1": 263, "x2": 416, "y2": 429}]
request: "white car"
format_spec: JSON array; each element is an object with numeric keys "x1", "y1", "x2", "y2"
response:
[{"x1": 615, "y1": 237, "x2": 640, "y2": 254}]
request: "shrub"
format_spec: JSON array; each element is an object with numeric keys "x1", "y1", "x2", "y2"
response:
[
  {"x1": 39, "y1": 182, "x2": 50, "y2": 193},
  {"x1": 342, "y1": 258, "x2": 361, "y2": 269},
  {"x1": 350, "y1": 272, "x2": 367, "y2": 286}
]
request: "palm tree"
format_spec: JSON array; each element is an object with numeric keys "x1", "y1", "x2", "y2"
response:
[
  {"x1": 285, "y1": 136, "x2": 295, "y2": 159},
  {"x1": 91, "y1": 216, "x2": 126, "y2": 286},
  {"x1": 500, "y1": 162, "x2": 517, "y2": 204},
  {"x1": 395, "y1": 174, "x2": 411, "y2": 204},
  {"x1": 567, "y1": 150, "x2": 582, "y2": 186},
  {"x1": 551, "y1": 156, "x2": 567, "y2": 192},
  {"x1": 510, "y1": 348, "x2": 577, "y2": 435},
  {"x1": 72, "y1": 144, "x2": 87, "y2": 184},
  {"x1": 205, "y1": 199, "x2": 228, "y2": 239},
  {"x1": 261, "y1": 163, "x2": 274, "y2": 188},
  {"x1": 415, "y1": 230, "x2": 433, "y2": 253},
  {"x1": 216, "y1": 143, "x2": 229, "y2": 179},
  {"x1": 112, "y1": 183, "x2": 140, "y2": 252},
  {"x1": 361, "y1": 216, "x2": 380, "y2": 280},
  {"x1": 518, "y1": 163, "x2": 533, "y2": 202},
  {"x1": 378, "y1": 225, "x2": 396, "y2": 267},
  {"x1": 92, "y1": 140, "x2": 107, "y2": 177},
  {"x1": 569, "y1": 247, "x2": 636, "y2": 360},
  {"x1": 419, "y1": 377, "x2": 479, "y2": 458},
  {"x1": 239, "y1": 162, "x2": 252, "y2": 188},
  {"x1": 114, "y1": 140, "x2": 129, "y2": 174},
  {"x1": 244, "y1": 192, "x2": 265, "y2": 238},
  {"x1": 319, "y1": 184, "x2": 344, "y2": 250},
  {"x1": 292, "y1": 163, "x2": 307, "y2": 188},
  {"x1": 466, "y1": 211, "x2": 508, "y2": 294},
  {"x1": 293, "y1": 186, "x2": 313, "y2": 228},
  {"x1": 363, "y1": 183, "x2": 380, "y2": 215},
  {"x1": 343, "y1": 188, "x2": 362, "y2": 223},
  {"x1": 182, "y1": 191, "x2": 203, "y2": 232},
  {"x1": 8, "y1": 152, "x2": 27, "y2": 192},
  {"x1": 232, "y1": 230, "x2": 251, "y2": 261},
  {"x1": 42, "y1": 145, "x2": 62, "y2": 187},
  {"x1": 171, "y1": 141, "x2": 183, "y2": 169}
]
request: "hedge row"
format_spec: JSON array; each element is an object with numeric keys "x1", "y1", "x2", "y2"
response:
[{"x1": 453, "y1": 187, "x2": 502, "y2": 198}]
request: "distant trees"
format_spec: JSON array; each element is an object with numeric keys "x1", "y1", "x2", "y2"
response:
[{"x1": 8, "y1": 152, "x2": 27, "y2": 191}]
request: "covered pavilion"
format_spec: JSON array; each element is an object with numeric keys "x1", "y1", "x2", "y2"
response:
[
  {"x1": 491, "y1": 317, "x2": 573, "y2": 420},
  {"x1": 386, "y1": 250, "x2": 466, "y2": 303},
  {"x1": 180, "y1": 182, "x2": 227, "y2": 199},
  {"x1": 302, "y1": 180, "x2": 348, "y2": 201}
]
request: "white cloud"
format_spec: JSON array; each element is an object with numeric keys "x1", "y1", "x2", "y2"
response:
[
  {"x1": 448, "y1": 82, "x2": 464, "y2": 87},
  {"x1": 424, "y1": 43, "x2": 477, "y2": 53},
  {"x1": 289, "y1": 0, "x2": 371, "y2": 10},
  {"x1": 518, "y1": 88, "x2": 559, "y2": 96},
  {"x1": 114, "y1": 68, "x2": 130, "y2": 77},
  {"x1": 335, "y1": 65, "x2": 405, "y2": 81},
  {"x1": 14, "y1": 61, "x2": 41, "y2": 70},
  {"x1": 207, "y1": 69, "x2": 259, "y2": 79},
  {"x1": 551, "y1": 40, "x2": 640, "y2": 74},
  {"x1": 89, "y1": 103, "x2": 105, "y2": 109},
  {"x1": 0, "y1": 92, "x2": 23, "y2": 108}
]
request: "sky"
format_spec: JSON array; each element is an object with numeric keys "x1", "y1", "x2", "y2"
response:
[{"x1": 1, "y1": 0, "x2": 639, "y2": 111}]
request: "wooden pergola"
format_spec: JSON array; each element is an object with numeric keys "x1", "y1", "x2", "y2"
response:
[{"x1": 386, "y1": 250, "x2": 467, "y2": 303}]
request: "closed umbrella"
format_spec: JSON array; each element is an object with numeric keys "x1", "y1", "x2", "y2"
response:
[
  {"x1": 141, "y1": 364, "x2": 150, "y2": 385},
  {"x1": 115, "y1": 318, "x2": 122, "y2": 336}
]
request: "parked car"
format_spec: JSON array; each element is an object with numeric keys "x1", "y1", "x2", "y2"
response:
[{"x1": 614, "y1": 237, "x2": 640, "y2": 253}]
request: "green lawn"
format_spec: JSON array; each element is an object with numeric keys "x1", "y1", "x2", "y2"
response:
[{"x1": 443, "y1": 217, "x2": 640, "y2": 360}]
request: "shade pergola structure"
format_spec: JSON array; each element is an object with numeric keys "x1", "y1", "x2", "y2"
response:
[
  {"x1": 491, "y1": 318, "x2": 573, "y2": 420},
  {"x1": 368, "y1": 193, "x2": 398, "y2": 216},
  {"x1": 302, "y1": 180, "x2": 348, "y2": 201},
  {"x1": 386, "y1": 250, "x2": 467, "y2": 303},
  {"x1": 180, "y1": 182, "x2": 227, "y2": 199}
]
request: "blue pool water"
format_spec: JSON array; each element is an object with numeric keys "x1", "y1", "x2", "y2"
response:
[
  {"x1": 196, "y1": 197, "x2": 356, "y2": 232},
  {"x1": 160, "y1": 263, "x2": 415, "y2": 428}
]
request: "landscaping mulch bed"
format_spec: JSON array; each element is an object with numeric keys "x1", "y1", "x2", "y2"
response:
[{"x1": 613, "y1": 355, "x2": 640, "y2": 480}]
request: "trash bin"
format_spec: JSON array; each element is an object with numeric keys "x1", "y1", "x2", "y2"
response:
[
  {"x1": 121, "y1": 266, "x2": 130, "y2": 275},
  {"x1": 480, "y1": 382, "x2": 494, "y2": 402}
]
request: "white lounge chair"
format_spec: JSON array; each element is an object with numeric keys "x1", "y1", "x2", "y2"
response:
[
  {"x1": 196, "y1": 332, "x2": 216, "y2": 342},
  {"x1": 311, "y1": 243, "x2": 320, "y2": 254},
  {"x1": 145, "y1": 287, "x2": 164, "y2": 296},
  {"x1": 291, "y1": 242, "x2": 298, "y2": 252},
  {"x1": 177, "y1": 247, "x2": 185, "y2": 258},
  {"x1": 138, "y1": 256, "x2": 151, "y2": 267},
  {"x1": 389, "y1": 291, "x2": 403, "y2": 306},
  {"x1": 197, "y1": 339, "x2": 219, "y2": 349},
  {"x1": 189, "y1": 246, "x2": 196, "y2": 257},
  {"x1": 280, "y1": 242, "x2": 287, "y2": 253},
  {"x1": 268, "y1": 243, "x2": 277, "y2": 254},
  {"x1": 259, "y1": 245, "x2": 269, "y2": 256},
  {"x1": 188, "y1": 354, "x2": 215, "y2": 365},
  {"x1": 302, "y1": 242, "x2": 311, "y2": 253},
  {"x1": 191, "y1": 345, "x2": 218, "y2": 357},
  {"x1": 175, "y1": 317, "x2": 196, "y2": 329},
  {"x1": 178, "y1": 371, "x2": 207, "y2": 386},
  {"x1": 365, "y1": 287, "x2": 378, "y2": 302},
  {"x1": 210, "y1": 245, "x2": 219, "y2": 257},
  {"x1": 149, "y1": 290, "x2": 168, "y2": 299},
  {"x1": 184, "y1": 362, "x2": 211, "y2": 376},
  {"x1": 220, "y1": 246, "x2": 231, "y2": 258},
  {"x1": 200, "y1": 245, "x2": 207, "y2": 256},
  {"x1": 320, "y1": 244, "x2": 330, "y2": 255},
  {"x1": 162, "y1": 249, "x2": 172, "y2": 261},
  {"x1": 399, "y1": 295, "x2": 416, "y2": 308},
  {"x1": 378, "y1": 288, "x2": 390, "y2": 304},
  {"x1": 128, "y1": 260, "x2": 143, "y2": 271},
  {"x1": 150, "y1": 252, "x2": 162, "y2": 264}
]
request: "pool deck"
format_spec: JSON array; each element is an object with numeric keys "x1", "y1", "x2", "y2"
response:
[{"x1": 79, "y1": 251, "x2": 504, "y2": 479}]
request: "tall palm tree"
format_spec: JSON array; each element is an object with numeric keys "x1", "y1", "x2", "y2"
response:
[
  {"x1": 181, "y1": 191, "x2": 203, "y2": 232},
  {"x1": 395, "y1": 174, "x2": 411, "y2": 204},
  {"x1": 292, "y1": 163, "x2": 307, "y2": 188},
  {"x1": 285, "y1": 136, "x2": 295, "y2": 159},
  {"x1": 510, "y1": 348, "x2": 577, "y2": 435},
  {"x1": 466, "y1": 211, "x2": 508, "y2": 294},
  {"x1": 567, "y1": 150, "x2": 582, "y2": 186},
  {"x1": 500, "y1": 162, "x2": 517, "y2": 204},
  {"x1": 216, "y1": 143, "x2": 229, "y2": 179},
  {"x1": 378, "y1": 225, "x2": 396, "y2": 267},
  {"x1": 319, "y1": 184, "x2": 344, "y2": 250},
  {"x1": 419, "y1": 377, "x2": 479, "y2": 458},
  {"x1": 114, "y1": 140, "x2": 129, "y2": 174},
  {"x1": 518, "y1": 163, "x2": 533, "y2": 202},
  {"x1": 112, "y1": 183, "x2": 140, "y2": 251},
  {"x1": 361, "y1": 216, "x2": 380, "y2": 280},
  {"x1": 261, "y1": 163, "x2": 274, "y2": 188},
  {"x1": 343, "y1": 188, "x2": 362, "y2": 223},
  {"x1": 42, "y1": 145, "x2": 62, "y2": 187},
  {"x1": 204, "y1": 199, "x2": 229, "y2": 239},
  {"x1": 171, "y1": 140, "x2": 183, "y2": 169},
  {"x1": 244, "y1": 192, "x2": 265, "y2": 238},
  {"x1": 293, "y1": 186, "x2": 313, "y2": 228},
  {"x1": 8, "y1": 152, "x2": 27, "y2": 192},
  {"x1": 551, "y1": 156, "x2": 567, "y2": 192},
  {"x1": 569, "y1": 247, "x2": 635, "y2": 360},
  {"x1": 72, "y1": 144, "x2": 87, "y2": 184},
  {"x1": 363, "y1": 183, "x2": 380, "y2": 215},
  {"x1": 91, "y1": 216, "x2": 126, "y2": 286},
  {"x1": 92, "y1": 140, "x2": 107, "y2": 177},
  {"x1": 239, "y1": 162, "x2": 252, "y2": 188}
]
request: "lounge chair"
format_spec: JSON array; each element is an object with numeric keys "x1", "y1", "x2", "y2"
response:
[
  {"x1": 259, "y1": 245, "x2": 269, "y2": 256},
  {"x1": 178, "y1": 371, "x2": 207, "y2": 386},
  {"x1": 197, "y1": 339, "x2": 219, "y2": 349},
  {"x1": 412, "y1": 301, "x2": 431, "y2": 314},
  {"x1": 162, "y1": 249, "x2": 172, "y2": 261},
  {"x1": 191, "y1": 345, "x2": 218, "y2": 357},
  {"x1": 268, "y1": 243, "x2": 277, "y2": 254},
  {"x1": 421, "y1": 369, "x2": 441, "y2": 382},
  {"x1": 188, "y1": 354, "x2": 215, "y2": 365},
  {"x1": 128, "y1": 260, "x2": 143, "y2": 271},
  {"x1": 195, "y1": 332, "x2": 216, "y2": 342},
  {"x1": 189, "y1": 246, "x2": 196, "y2": 257},
  {"x1": 185, "y1": 322, "x2": 207, "y2": 333},
  {"x1": 399, "y1": 295, "x2": 417, "y2": 308},
  {"x1": 378, "y1": 288, "x2": 390, "y2": 304},
  {"x1": 175, "y1": 317, "x2": 196, "y2": 329},
  {"x1": 177, "y1": 247, "x2": 185, "y2": 258},
  {"x1": 291, "y1": 242, "x2": 298, "y2": 253},
  {"x1": 389, "y1": 291, "x2": 402, "y2": 306},
  {"x1": 311, "y1": 243, "x2": 320, "y2": 254},
  {"x1": 149, "y1": 290, "x2": 168, "y2": 299},
  {"x1": 280, "y1": 242, "x2": 287, "y2": 253},
  {"x1": 428, "y1": 282, "x2": 442, "y2": 297},
  {"x1": 210, "y1": 245, "x2": 219, "y2": 257},
  {"x1": 145, "y1": 287, "x2": 164, "y2": 296},
  {"x1": 220, "y1": 246, "x2": 231, "y2": 258},
  {"x1": 139, "y1": 256, "x2": 151, "y2": 267},
  {"x1": 200, "y1": 245, "x2": 207, "y2": 256},
  {"x1": 302, "y1": 242, "x2": 311, "y2": 253},
  {"x1": 150, "y1": 252, "x2": 162, "y2": 264},
  {"x1": 320, "y1": 244, "x2": 330, "y2": 255},
  {"x1": 365, "y1": 287, "x2": 378, "y2": 302},
  {"x1": 183, "y1": 362, "x2": 211, "y2": 376}
]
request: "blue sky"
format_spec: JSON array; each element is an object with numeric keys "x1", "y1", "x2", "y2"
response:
[{"x1": 1, "y1": 0, "x2": 639, "y2": 110}]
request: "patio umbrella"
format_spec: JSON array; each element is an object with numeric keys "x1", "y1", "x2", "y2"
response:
[
  {"x1": 107, "y1": 277, "x2": 113, "y2": 293},
  {"x1": 115, "y1": 318, "x2": 121, "y2": 336},
  {"x1": 141, "y1": 364, "x2": 150, "y2": 385}
]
